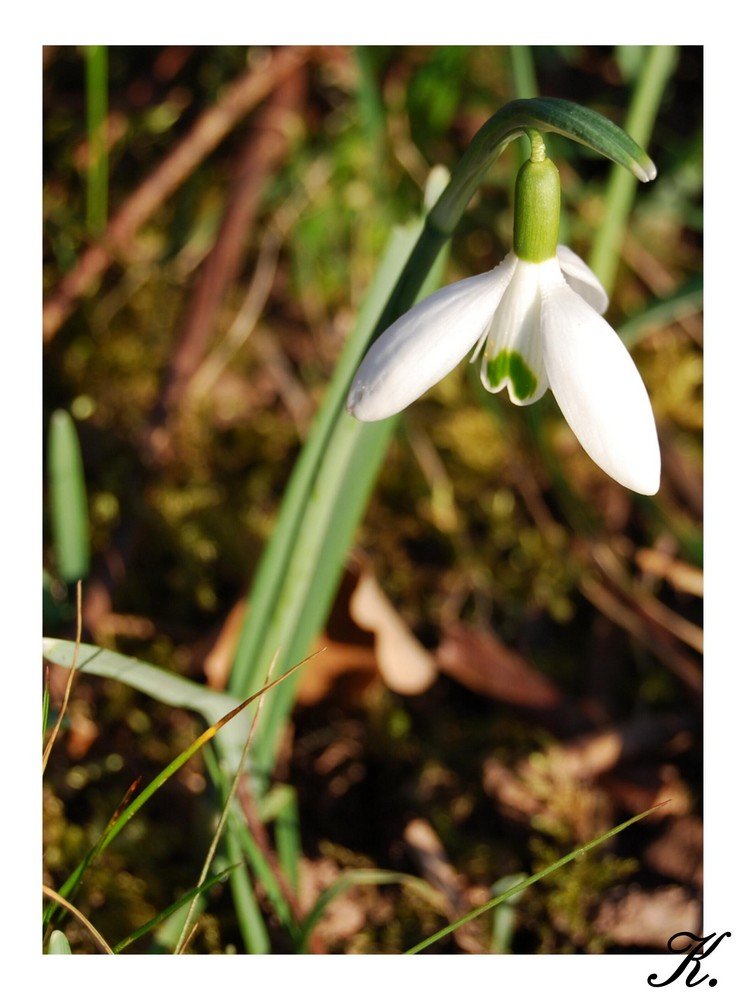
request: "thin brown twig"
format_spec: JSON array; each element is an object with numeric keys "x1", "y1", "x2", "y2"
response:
[
  {"x1": 43, "y1": 46, "x2": 312, "y2": 341},
  {"x1": 42, "y1": 885, "x2": 114, "y2": 955},
  {"x1": 178, "y1": 920, "x2": 201, "y2": 956},
  {"x1": 188, "y1": 156, "x2": 332, "y2": 414},
  {"x1": 174, "y1": 647, "x2": 323, "y2": 953},
  {"x1": 42, "y1": 581, "x2": 83, "y2": 773},
  {"x1": 235, "y1": 775, "x2": 307, "y2": 928},
  {"x1": 145, "y1": 66, "x2": 308, "y2": 463},
  {"x1": 580, "y1": 576, "x2": 703, "y2": 698},
  {"x1": 175, "y1": 650, "x2": 281, "y2": 953}
]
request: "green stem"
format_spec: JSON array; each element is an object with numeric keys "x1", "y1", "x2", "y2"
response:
[
  {"x1": 375, "y1": 97, "x2": 656, "y2": 351},
  {"x1": 430, "y1": 97, "x2": 656, "y2": 236},
  {"x1": 406, "y1": 802, "x2": 665, "y2": 954},
  {"x1": 227, "y1": 96, "x2": 657, "y2": 789},
  {"x1": 509, "y1": 46, "x2": 539, "y2": 101},
  {"x1": 85, "y1": 45, "x2": 108, "y2": 236},
  {"x1": 527, "y1": 129, "x2": 547, "y2": 162},
  {"x1": 589, "y1": 46, "x2": 678, "y2": 291}
]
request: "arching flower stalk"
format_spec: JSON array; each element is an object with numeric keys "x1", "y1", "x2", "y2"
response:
[{"x1": 347, "y1": 132, "x2": 660, "y2": 495}]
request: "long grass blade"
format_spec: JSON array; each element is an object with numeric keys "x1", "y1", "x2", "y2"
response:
[
  {"x1": 509, "y1": 46, "x2": 538, "y2": 100},
  {"x1": 175, "y1": 652, "x2": 303, "y2": 953},
  {"x1": 298, "y1": 869, "x2": 444, "y2": 953},
  {"x1": 227, "y1": 211, "x2": 441, "y2": 700},
  {"x1": 228, "y1": 191, "x2": 450, "y2": 785},
  {"x1": 113, "y1": 864, "x2": 239, "y2": 954},
  {"x1": 85, "y1": 45, "x2": 108, "y2": 235},
  {"x1": 265, "y1": 784, "x2": 301, "y2": 894},
  {"x1": 227, "y1": 817, "x2": 301, "y2": 947},
  {"x1": 198, "y1": 742, "x2": 271, "y2": 953},
  {"x1": 45, "y1": 657, "x2": 307, "y2": 930},
  {"x1": 43, "y1": 637, "x2": 248, "y2": 770},
  {"x1": 617, "y1": 274, "x2": 703, "y2": 348},
  {"x1": 223, "y1": 813, "x2": 272, "y2": 953},
  {"x1": 406, "y1": 802, "x2": 667, "y2": 954},
  {"x1": 589, "y1": 45, "x2": 678, "y2": 292}
]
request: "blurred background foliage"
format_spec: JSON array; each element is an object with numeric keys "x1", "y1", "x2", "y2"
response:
[{"x1": 43, "y1": 45, "x2": 702, "y2": 954}]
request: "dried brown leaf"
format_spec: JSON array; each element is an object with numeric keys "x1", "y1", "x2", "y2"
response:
[
  {"x1": 436, "y1": 624, "x2": 588, "y2": 736},
  {"x1": 636, "y1": 548, "x2": 703, "y2": 597},
  {"x1": 595, "y1": 885, "x2": 701, "y2": 949},
  {"x1": 349, "y1": 568, "x2": 437, "y2": 696},
  {"x1": 403, "y1": 818, "x2": 484, "y2": 954},
  {"x1": 643, "y1": 815, "x2": 703, "y2": 889}
]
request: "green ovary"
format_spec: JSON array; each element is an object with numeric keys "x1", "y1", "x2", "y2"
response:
[{"x1": 485, "y1": 349, "x2": 537, "y2": 400}]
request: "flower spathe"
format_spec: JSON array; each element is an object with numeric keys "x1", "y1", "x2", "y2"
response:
[{"x1": 346, "y1": 245, "x2": 661, "y2": 495}]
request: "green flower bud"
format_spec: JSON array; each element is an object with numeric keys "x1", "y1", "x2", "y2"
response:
[{"x1": 513, "y1": 155, "x2": 561, "y2": 264}]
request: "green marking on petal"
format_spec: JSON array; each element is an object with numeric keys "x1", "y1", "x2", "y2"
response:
[{"x1": 485, "y1": 349, "x2": 537, "y2": 400}]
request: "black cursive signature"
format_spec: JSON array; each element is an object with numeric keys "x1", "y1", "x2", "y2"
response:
[{"x1": 648, "y1": 931, "x2": 731, "y2": 988}]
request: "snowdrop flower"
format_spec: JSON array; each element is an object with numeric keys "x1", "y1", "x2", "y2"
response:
[{"x1": 347, "y1": 151, "x2": 660, "y2": 495}]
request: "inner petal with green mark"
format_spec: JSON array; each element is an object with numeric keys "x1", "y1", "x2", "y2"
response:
[{"x1": 485, "y1": 349, "x2": 538, "y2": 400}]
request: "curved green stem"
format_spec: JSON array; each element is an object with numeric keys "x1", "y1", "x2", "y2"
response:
[
  {"x1": 432, "y1": 96, "x2": 656, "y2": 235},
  {"x1": 375, "y1": 97, "x2": 655, "y2": 344},
  {"x1": 226, "y1": 96, "x2": 657, "y2": 789}
]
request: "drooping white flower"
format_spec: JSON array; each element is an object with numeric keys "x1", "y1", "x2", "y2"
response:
[{"x1": 346, "y1": 154, "x2": 660, "y2": 495}]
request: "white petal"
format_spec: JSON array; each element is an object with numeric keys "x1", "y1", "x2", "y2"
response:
[
  {"x1": 541, "y1": 280, "x2": 660, "y2": 494},
  {"x1": 556, "y1": 245, "x2": 609, "y2": 315},
  {"x1": 347, "y1": 261, "x2": 513, "y2": 421},
  {"x1": 480, "y1": 256, "x2": 550, "y2": 405}
]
